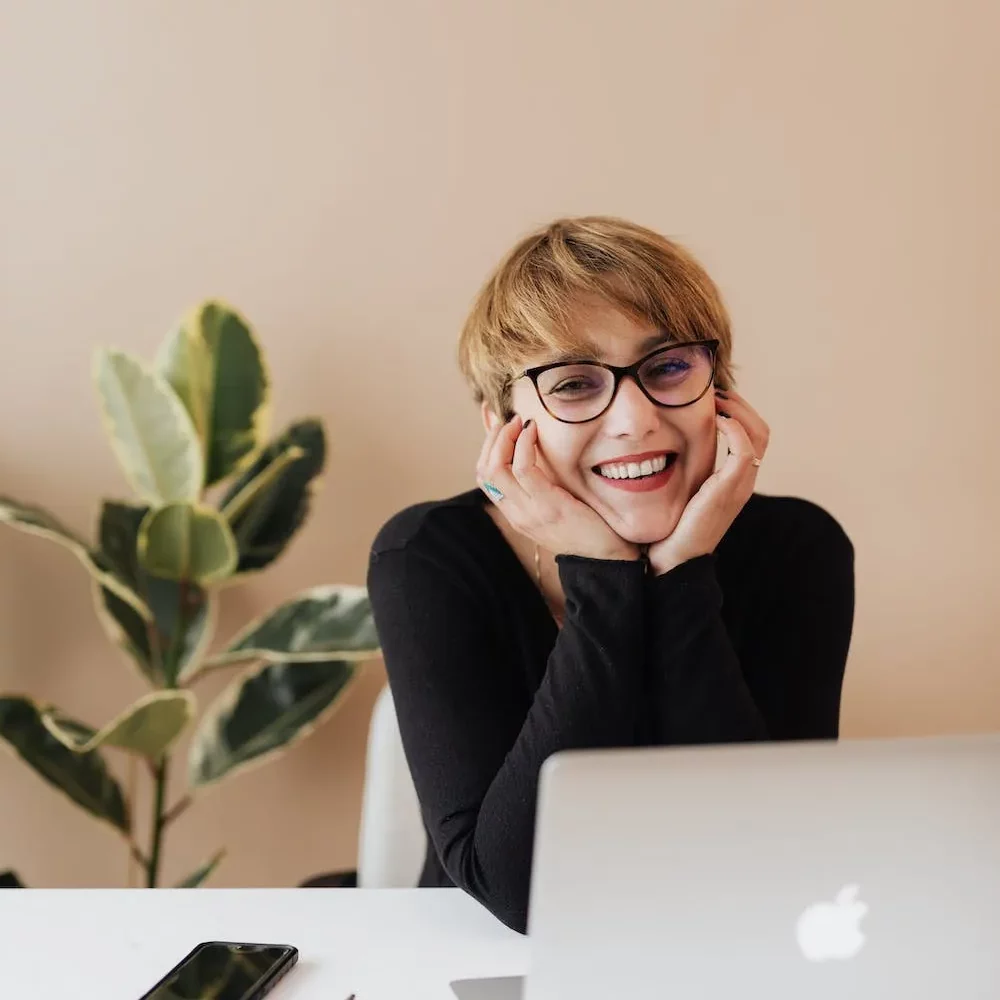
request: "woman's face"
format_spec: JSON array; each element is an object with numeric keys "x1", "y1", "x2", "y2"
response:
[{"x1": 503, "y1": 297, "x2": 720, "y2": 546}]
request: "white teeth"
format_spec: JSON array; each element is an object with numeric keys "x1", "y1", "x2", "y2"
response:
[{"x1": 597, "y1": 453, "x2": 673, "y2": 480}]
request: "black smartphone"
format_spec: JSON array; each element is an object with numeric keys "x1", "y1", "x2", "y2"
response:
[{"x1": 138, "y1": 941, "x2": 298, "y2": 1000}]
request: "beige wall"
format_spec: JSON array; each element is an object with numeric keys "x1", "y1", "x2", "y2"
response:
[{"x1": 1, "y1": 0, "x2": 997, "y2": 888}]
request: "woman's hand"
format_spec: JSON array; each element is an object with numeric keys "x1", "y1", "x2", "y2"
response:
[
  {"x1": 477, "y1": 414, "x2": 639, "y2": 562},
  {"x1": 647, "y1": 389, "x2": 770, "y2": 576}
]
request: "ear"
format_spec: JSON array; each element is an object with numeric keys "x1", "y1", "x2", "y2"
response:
[{"x1": 481, "y1": 400, "x2": 501, "y2": 433}]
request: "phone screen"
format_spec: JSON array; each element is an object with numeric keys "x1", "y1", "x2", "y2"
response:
[{"x1": 140, "y1": 941, "x2": 298, "y2": 1000}]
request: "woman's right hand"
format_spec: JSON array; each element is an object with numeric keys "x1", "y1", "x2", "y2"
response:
[{"x1": 477, "y1": 414, "x2": 639, "y2": 563}]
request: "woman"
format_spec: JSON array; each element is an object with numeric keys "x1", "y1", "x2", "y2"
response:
[{"x1": 367, "y1": 216, "x2": 855, "y2": 934}]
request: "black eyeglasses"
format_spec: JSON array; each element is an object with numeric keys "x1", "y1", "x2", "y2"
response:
[{"x1": 514, "y1": 339, "x2": 720, "y2": 424}]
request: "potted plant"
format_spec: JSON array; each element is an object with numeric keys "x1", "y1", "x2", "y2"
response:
[{"x1": 0, "y1": 301, "x2": 379, "y2": 888}]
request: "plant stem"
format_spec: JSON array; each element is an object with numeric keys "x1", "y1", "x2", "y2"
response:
[
  {"x1": 185, "y1": 657, "x2": 245, "y2": 686},
  {"x1": 162, "y1": 794, "x2": 192, "y2": 827},
  {"x1": 129, "y1": 840, "x2": 150, "y2": 870},
  {"x1": 147, "y1": 756, "x2": 169, "y2": 888}
]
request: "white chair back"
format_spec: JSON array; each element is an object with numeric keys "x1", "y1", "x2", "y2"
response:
[{"x1": 356, "y1": 685, "x2": 427, "y2": 888}]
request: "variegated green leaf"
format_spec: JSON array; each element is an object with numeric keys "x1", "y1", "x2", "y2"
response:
[
  {"x1": 42, "y1": 691, "x2": 196, "y2": 759},
  {"x1": 217, "y1": 420, "x2": 325, "y2": 574},
  {"x1": 93, "y1": 349, "x2": 203, "y2": 504},
  {"x1": 0, "y1": 496, "x2": 150, "y2": 619},
  {"x1": 94, "y1": 501, "x2": 214, "y2": 685},
  {"x1": 176, "y1": 848, "x2": 226, "y2": 888},
  {"x1": 0, "y1": 697, "x2": 129, "y2": 834},
  {"x1": 188, "y1": 659, "x2": 356, "y2": 787},
  {"x1": 220, "y1": 445, "x2": 304, "y2": 523},
  {"x1": 95, "y1": 588, "x2": 150, "y2": 686},
  {"x1": 97, "y1": 499, "x2": 146, "y2": 587},
  {"x1": 157, "y1": 301, "x2": 271, "y2": 486},
  {"x1": 138, "y1": 503, "x2": 237, "y2": 585},
  {"x1": 39, "y1": 713, "x2": 96, "y2": 745},
  {"x1": 203, "y1": 585, "x2": 378, "y2": 669}
]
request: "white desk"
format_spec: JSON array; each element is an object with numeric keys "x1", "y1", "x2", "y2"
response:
[{"x1": 0, "y1": 888, "x2": 529, "y2": 999}]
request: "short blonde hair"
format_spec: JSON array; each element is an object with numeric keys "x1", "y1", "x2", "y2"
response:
[{"x1": 458, "y1": 215, "x2": 736, "y2": 417}]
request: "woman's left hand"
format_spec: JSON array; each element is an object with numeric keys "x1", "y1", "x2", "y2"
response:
[{"x1": 647, "y1": 388, "x2": 770, "y2": 576}]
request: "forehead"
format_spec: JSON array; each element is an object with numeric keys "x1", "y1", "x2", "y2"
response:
[{"x1": 524, "y1": 296, "x2": 669, "y2": 369}]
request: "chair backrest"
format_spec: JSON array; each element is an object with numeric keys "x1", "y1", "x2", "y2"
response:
[{"x1": 356, "y1": 684, "x2": 427, "y2": 888}]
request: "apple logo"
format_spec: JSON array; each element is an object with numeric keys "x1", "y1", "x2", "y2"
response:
[{"x1": 795, "y1": 884, "x2": 869, "y2": 962}]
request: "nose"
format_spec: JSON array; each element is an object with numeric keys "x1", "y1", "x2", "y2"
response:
[{"x1": 602, "y1": 375, "x2": 661, "y2": 439}]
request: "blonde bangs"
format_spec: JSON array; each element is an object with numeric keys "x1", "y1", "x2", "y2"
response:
[{"x1": 458, "y1": 216, "x2": 735, "y2": 416}]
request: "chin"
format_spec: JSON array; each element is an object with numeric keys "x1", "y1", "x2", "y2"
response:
[{"x1": 607, "y1": 509, "x2": 681, "y2": 547}]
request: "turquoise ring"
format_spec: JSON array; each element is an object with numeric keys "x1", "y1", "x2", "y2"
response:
[{"x1": 482, "y1": 482, "x2": 505, "y2": 503}]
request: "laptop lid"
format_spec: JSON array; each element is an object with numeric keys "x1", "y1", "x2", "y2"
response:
[{"x1": 524, "y1": 734, "x2": 1000, "y2": 1000}]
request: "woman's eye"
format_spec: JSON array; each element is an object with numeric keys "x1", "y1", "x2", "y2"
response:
[
  {"x1": 649, "y1": 361, "x2": 690, "y2": 378},
  {"x1": 551, "y1": 378, "x2": 597, "y2": 394}
]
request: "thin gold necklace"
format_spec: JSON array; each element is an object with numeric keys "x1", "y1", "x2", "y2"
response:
[{"x1": 535, "y1": 544, "x2": 564, "y2": 625}]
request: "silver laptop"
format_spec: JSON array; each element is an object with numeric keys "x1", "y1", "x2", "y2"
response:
[{"x1": 453, "y1": 733, "x2": 1000, "y2": 1000}]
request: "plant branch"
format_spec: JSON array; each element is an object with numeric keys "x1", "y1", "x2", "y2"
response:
[
  {"x1": 126, "y1": 754, "x2": 141, "y2": 887},
  {"x1": 185, "y1": 657, "x2": 247, "y2": 686},
  {"x1": 162, "y1": 794, "x2": 192, "y2": 827},
  {"x1": 129, "y1": 839, "x2": 150, "y2": 870},
  {"x1": 146, "y1": 756, "x2": 169, "y2": 888}
]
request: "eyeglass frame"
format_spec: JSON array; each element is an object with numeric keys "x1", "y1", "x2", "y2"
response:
[{"x1": 511, "y1": 338, "x2": 721, "y2": 425}]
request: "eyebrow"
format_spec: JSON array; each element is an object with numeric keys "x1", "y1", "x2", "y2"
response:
[
  {"x1": 638, "y1": 332, "x2": 675, "y2": 354},
  {"x1": 547, "y1": 332, "x2": 676, "y2": 366}
]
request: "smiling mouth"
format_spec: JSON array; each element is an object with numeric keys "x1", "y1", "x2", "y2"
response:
[{"x1": 592, "y1": 452, "x2": 678, "y2": 481}]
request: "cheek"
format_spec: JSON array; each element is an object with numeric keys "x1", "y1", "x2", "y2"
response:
[
  {"x1": 686, "y1": 413, "x2": 721, "y2": 479},
  {"x1": 509, "y1": 382, "x2": 543, "y2": 421},
  {"x1": 534, "y1": 428, "x2": 589, "y2": 483}
]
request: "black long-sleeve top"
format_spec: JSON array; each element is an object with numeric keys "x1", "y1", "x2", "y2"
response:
[{"x1": 367, "y1": 488, "x2": 855, "y2": 933}]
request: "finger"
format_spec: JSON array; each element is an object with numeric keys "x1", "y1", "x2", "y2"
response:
[
  {"x1": 716, "y1": 414, "x2": 760, "y2": 479},
  {"x1": 476, "y1": 418, "x2": 506, "y2": 479},
  {"x1": 511, "y1": 418, "x2": 538, "y2": 484},
  {"x1": 715, "y1": 391, "x2": 769, "y2": 459},
  {"x1": 716, "y1": 411, "x2": 753, "y2": 454},
  {"x1": 487, "y1": 414, "x2": 522, "y2": 472},
  {"x1": 511, "y1": 420, "x2": 559, "y2": 498},
  {"x1": 719, "y1": 398, "x2": 768, "y2": 452},
  {"x1": 715, "y1": 387, "x2": 759, "y2": 422},
  {"x1": 480, "y1": 416, "x2": 530, "y2": 505},
  {"x1": 716, "y1": 387, "x2": 768, "y2": 435}
]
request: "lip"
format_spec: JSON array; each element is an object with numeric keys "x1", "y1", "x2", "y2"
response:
[{"x1": 592, "y1": 452, "x2": 679, "y2": 493}]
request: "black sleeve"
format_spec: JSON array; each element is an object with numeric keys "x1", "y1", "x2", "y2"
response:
[
  {"x1": 646, "y1": 555, "x2": 770, "y2": 743},
  {"x1": 367, "y1": 543, "x2": 647, "y2": 933},
  {"x1": 741, "y1": 506, "x2": 855, "y2": 739},
  {"x1": 646, "y1": 504, "x2": 855, "y2": 744}
]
